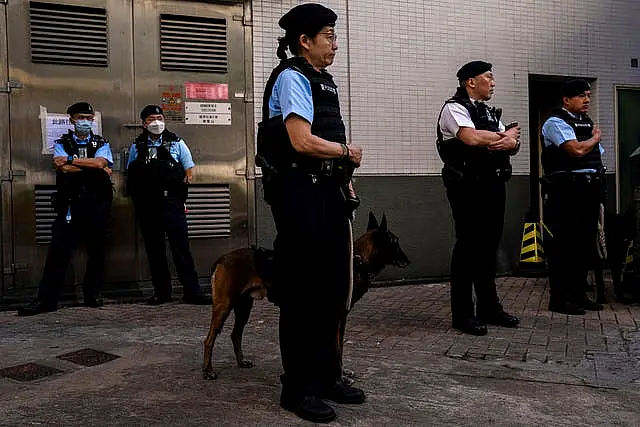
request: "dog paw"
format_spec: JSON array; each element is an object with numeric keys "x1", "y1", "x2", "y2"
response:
[
  {"x1": 342, "y1": 375, "x2": 356, "y2": 386},
  {"x1": 239, "y1": 360, "x2": 254, "y2": 368},
  {"x1": 342, "y1": 369, "x2": 355, "y2": 378},
  {"x1": 203, "y1": 370, "x2": 218, "y2": 380}
]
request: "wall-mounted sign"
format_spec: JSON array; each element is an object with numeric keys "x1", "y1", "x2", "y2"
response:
[
  {"x1": 159, "y1": 84, "x2": 184, "y2": 122},
  {"x1": 185, "y1": 82, "x2": 228, "y2": 100},
  {"x1": 185, "y1": 113, "x2": 232, "y2": 126}
]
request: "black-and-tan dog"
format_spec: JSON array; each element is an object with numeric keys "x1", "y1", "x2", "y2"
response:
[{"x1": 202, "y1": 212, "x2": 410, "y2": 381}]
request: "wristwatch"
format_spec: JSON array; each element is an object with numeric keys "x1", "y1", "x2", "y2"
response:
[{"x1": 67, "y1": 155, "x2": 74, "y2": 165}]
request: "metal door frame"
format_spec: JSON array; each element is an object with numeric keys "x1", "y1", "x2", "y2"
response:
[
  {"x1": 614, "y1": 84, "x2": 640, "y2": 213},
  {"x1": 0, "y1": 0, "x2": 12, "y2": 296}
]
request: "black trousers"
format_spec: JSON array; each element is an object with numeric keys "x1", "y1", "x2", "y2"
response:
[
  {"x1": 269, "y1": 173, "x2": 350, "y2": 395},
  {"x1": 39, "y1": 195, "x2": 112, "y2": 303},
  {"x1": 543, "y1": 175, "x2": 601, "y2": 305},
  {"x1": 134, "y1": 195, "x2": 200, "y2": 298},
  {"x1": 445, "y1": 177, "x2": 505, "y2": 322}
]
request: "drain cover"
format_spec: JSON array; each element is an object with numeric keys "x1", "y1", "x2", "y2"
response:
[
  {"x1": 56, "y1": 348, "x2": 120, "y2": 367},
  {"x1": 0, "y1": 363, "x2": 63, "y2": 382}
]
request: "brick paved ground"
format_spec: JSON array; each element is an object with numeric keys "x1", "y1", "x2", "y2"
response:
[{"x1": 0, "y1": 277, "x2": 639, "y2": 425}]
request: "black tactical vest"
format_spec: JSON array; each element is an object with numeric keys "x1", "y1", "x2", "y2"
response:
[
  {"x1": 256, "y1": 56, "x2": 350, "y2": 182},
  {"x1": 437, "y1": 88, "x2": 512, "y2": 182},
  {"x1": 126, "y1": 130, "x2": 187, "y2": 200},
  {"x1": 541, "y1": 109, "x2": 602, "y2": 175},
  {"x1": 56, "y1": 131, "x2": 113, "y2": 202}
]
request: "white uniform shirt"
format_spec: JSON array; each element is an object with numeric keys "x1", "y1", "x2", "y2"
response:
[{"x1": 438, "y1": 99, "x2": 505, "y2": 140}]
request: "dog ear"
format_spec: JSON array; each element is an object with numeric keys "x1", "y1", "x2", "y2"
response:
[
  {"x1": 380, "y1": 214, "x2": 388, "y2": 232},
  {"x1": 367, "y1": 212, "x2": 379, "y2": 231}
]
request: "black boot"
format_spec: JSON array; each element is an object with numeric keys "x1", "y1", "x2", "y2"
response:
[
  {"x1": 280, "y1": 384, "x2": 336, "y2": 423},
  {"x1": 452, "y1": 318, "x2": 488, "y2": 336},
  {"x1": 147, "y1": 295, "x2": 174, "y2": 306},
  {"x1": 17, "y1": 299, "x2": 58, "y2": 316},
  {"x1": 182, "y1": 293, "x2": 211, "y2": 305},
  {"x1": 317, "y1": 380, "x2": 366, "y2": 404},
  {"x1": 549, "y1": 301, "x2": 586, "y2": 315}
]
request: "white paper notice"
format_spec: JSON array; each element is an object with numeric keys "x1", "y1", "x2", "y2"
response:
[{"x1": 39, "y1": 106, "x2": 102, "y2": 154}]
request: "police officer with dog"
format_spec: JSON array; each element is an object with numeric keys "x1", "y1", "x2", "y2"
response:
[
  {"x1": 437, "y1": 61, "x2": 521, "y2": 336},
  {"x1": 256, "y1": 4, "x2": 365, "y2": 423},
  {"x1": 18, "y1": 102, "x2": 113, "y2": 316},
  {"x1": 541, "y1": 79, "x2": 604, "y2": 315},
  {"x1": 126, "y1": 105, "x2": 210, "y2": 306}
]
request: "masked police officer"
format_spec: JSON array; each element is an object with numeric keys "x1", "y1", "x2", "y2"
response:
[
  {"x1": 126, "y1": 105, "x2": 210, "y2": 306},
  {"x1": 437, "y1": 61, "x2": 521, "y2": 336},
  {"x1": 541, "y1": 79, "x2": 604, "y2": 315},
  {"x1": 18, "y1": 102, "x2": 113, "y2": 316},
  {"x1": 256, "y1": 4, "x2": 364, "y2": 423}
]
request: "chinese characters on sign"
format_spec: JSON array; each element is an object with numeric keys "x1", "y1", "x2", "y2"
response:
[
  {"x1": 185, "y1": 82, "x2": 228, "y2": 100},
  {"x1": 160, "y1": 84, "x2": 184, "y2": 122},
  {"x1": 184, "y1": 102, "x2": 232, "y2": 126},
  {"x1": 183, "y1": 84, "x2": 232, "y2": 126}
]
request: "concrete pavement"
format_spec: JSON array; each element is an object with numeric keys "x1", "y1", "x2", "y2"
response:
[{"x1": 0, "y1": 277, "x2": 639, "y2": 426}]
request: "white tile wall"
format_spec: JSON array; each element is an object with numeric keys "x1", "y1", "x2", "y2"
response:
[{"x1": 253, "y1": 0, "x2": 640, "y2": 175}]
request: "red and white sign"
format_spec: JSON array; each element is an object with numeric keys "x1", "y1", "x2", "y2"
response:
[{"x1": 185, "y1": 82, "x2": 228, "y2": 100}]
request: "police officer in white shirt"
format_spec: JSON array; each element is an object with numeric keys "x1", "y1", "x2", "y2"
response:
[{"x1": 437, "y1": 61, "x2": 521, "y2": 336}]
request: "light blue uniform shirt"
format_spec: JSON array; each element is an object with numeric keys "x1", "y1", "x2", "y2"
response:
[
  {"x1": 54, "y1": 133, "x2": 114, "y2": 167},
  {"x1": 126, "y1": 135, "x2": 196, "y2": 170},
  {"x1": 268, "y1": 68, "x2": 314, "y2": 123},
  {"x1": 541, "y1": 110, "x2": 604, "y2": 173}
]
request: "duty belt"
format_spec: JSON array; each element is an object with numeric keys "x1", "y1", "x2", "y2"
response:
[{"x1": 290, "y1": 159, "x2": 337, "y2": 177}]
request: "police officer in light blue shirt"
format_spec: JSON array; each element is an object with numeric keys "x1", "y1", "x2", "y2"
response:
[
  {"x1": 126, "y1": 105, "x2": 210, "y2": 306},
  {"x1": 540, "y1": 79, "x2": 604, "y2": 315},
  {"x1": 255, "y1": 4, "x2": 365, "y2": 423},
  {"x1": 18, "y1": 102, "x2": 114, "y2": 316}
]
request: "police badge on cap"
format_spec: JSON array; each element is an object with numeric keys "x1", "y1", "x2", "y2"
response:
[
  {"x1": 67, "y1": 102, "x2": 94, "y2": 116},
  {"x1": 140, "y1": 105, "x2": 164, "y2": 121}
]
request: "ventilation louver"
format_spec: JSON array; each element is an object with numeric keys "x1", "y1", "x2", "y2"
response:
[
  {"x1": 34, "y1": 186, "x2": 57, "y2": 245},
  {"x1": 160, "y1": 13, "x2": 228, "y2": 74},
  {"x1": 186, "y1": 185, "x2": 231, "y2": 238},
  {"x1": 29, "y1": 1, "x2": 108, "y2": 67}
]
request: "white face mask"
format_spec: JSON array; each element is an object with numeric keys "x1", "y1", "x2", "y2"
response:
[{"x1": 147, "y1": 120, "x2": 165, "y2": 135}]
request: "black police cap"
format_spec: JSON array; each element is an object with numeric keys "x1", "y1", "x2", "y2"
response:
[
  {"x1": 456, "y1": 61, "x2": 493, "y2": 80},
  {"x1": 278, "y1": 3, "x2": 337, "y2": 36},
  {"x1": 140, "y1": 105, "x2": 164, "y2": 121},
  {"x1": 67, "y1": 102, "x2": 94, "y2": 116},
  {"x1": 561, "y1": 79, "x2": 591, "y2": 98}
]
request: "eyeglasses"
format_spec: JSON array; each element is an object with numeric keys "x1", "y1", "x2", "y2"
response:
[{"x1": 317, "y1": 32, "x2": 338, "y2": 43}]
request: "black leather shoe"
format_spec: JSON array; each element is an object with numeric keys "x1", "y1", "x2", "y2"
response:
[
  {"x1": 280, "y1": 394, "x2": 336, "y2": 423},
  {"x1": 17, "y1": 300, "x2": 57, "y2": 316},
  {"x1": 576, "y1": 297, "x2": 604, "y2": 311},
  {"x1": 146, "y1": 295, "x2": 173, "y2": 306},
  {"x1": 549, "y1": 301, "x2": 586, "y2": 315},
  {"x1": 182, "y1": 293, "x2": 212, "y2": 305},
  {"x1": 452, "y1": 318, "x2": 488, "y2": 336},
  {"x1": 84, "y1": 295, "x2": 104, "y2": 308},
  {"x1": 478, "y1": 310, "x2": 520, "y2": 328},
  {"x1": 318, "y1": 380, "x2": 366, "y2": 404}
]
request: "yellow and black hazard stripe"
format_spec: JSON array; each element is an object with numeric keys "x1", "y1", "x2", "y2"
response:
[{"x1": 520, "y1": 222, "x2": 545, "y2": 263}]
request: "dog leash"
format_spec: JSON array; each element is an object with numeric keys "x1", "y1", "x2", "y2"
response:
[{"x1": 346, "y1": 218, "x2": 354, "y2": 311}]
